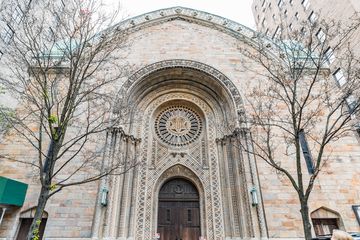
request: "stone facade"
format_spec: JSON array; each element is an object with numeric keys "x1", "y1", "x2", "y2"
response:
[{"x1": 0, "y1": 6, "x2": 360, "y2": 240}]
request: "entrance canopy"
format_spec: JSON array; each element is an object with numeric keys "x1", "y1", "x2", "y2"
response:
[{"x1": 0, "y1": 176, "x2": 28, "y2": 207}]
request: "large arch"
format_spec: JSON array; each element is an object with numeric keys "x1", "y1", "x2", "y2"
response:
[{"x1": 113, "y1": 59, "x2": 247, "y2": 133}]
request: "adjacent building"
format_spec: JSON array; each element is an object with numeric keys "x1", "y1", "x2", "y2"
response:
[{"x1": 252, "y1": 0, "x2": 360, "y2": 118}]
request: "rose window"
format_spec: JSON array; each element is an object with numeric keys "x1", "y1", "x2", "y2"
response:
[{"x1": 155, "y1": 106, "x2": 202, "y2": 146}]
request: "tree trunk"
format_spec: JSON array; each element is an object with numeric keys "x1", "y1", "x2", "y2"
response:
[
  {"x1": 300, "y1": 200, "x2": 312, "y2": 240},
  {"x1": 26, "y1": 133, "x2": 63, "y2": 239},
  {"x1": 26, "y1": 183, "x2": 50, "y2": 240}
]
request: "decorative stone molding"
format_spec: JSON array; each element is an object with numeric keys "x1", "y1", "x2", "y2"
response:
[
  {"x1": 101, "y1": 6, "x2": 281, "y2": 63},
  {"x1": 132, "y1": 91, "x2": 224, "y2": 239},
  {"x1": 108, "y1": 6, "x2": 260, "y2": 47},
  {"x1": 154, "y1": 105, "x2": 202, "y2": 147},
  {"x1": 115, "y1": 59, "x2": 245, "y2": 116}
]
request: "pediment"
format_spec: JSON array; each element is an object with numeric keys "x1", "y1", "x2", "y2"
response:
[{"x1": 111, "y1": 6, "x2": 258, "y2": 44}]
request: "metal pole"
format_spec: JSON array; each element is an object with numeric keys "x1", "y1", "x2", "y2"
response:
[{"x1": 0, "y1": 208, "x2": 6, "y2": 226}]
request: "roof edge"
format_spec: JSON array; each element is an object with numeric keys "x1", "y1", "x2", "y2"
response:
[{"x1": 111, "y1": 6, "x2": 257, "y2": 41}]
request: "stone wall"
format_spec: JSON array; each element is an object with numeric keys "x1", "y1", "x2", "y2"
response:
[{"x1": 1, "y1": 6, "x2": 360, "y2": 239}]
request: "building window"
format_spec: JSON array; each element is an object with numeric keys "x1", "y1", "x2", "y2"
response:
[
  {"x1": 262, "y1": 0, "x2": 266, "y2": 7},
  {"x1": 324, "y1": 47, "x2": 335, "y2": 64},
  {"x1": 265, "y1": 28, "x2": 269, "y2": 36},
  {"x1": 302, "y1": 0, "x2": 310, "y2": 10},
  {"x1": 289, "y1": 23, "x2": 293, "y2": 31},
  {"x1": 11, "y1": 6, "x2": 23, "y2": 24},
  {"x1": 308, "y1": 11, "x2": 317, "y2": 24},
  {"x1": 284, "y1": 9, "x2": 288, "y2": 18},
  {"x1": 262, "y1": 18, "x2": 267, "y2": 28},
  {"x1": 272, "y1": 14, "x2": 276, "y2": 20},
  {"x1": 273, "y1": 26, "x2": 282, "y2": 39},
  {"x1": 316, "y1": 28, "x2": 326, "y2": 42},
  {"x1": 356, "y1": 127, "x2": 360, "y2": 138},
  {"x1": 268, "y1": 2, "x2": 272, "y2": 8},
  {"x1": 333, "y1": 68, "x2": 346, "y2": 87},
  {"x1": 346, "y1": 94, "x2": 357, "y2": 112},
  {"x1": 187, "y1": 209, "x2": 192, "y2": 222},
  {"x1": 299, "y1": 129, "x2": 314, "y2": 174},
  {"x1": 300, "y1": 27, "x2": 307, "y2": 36},
  {"x1": 166, "y1": 209, "x2": 171, "y2": 222},
  {"x1": 289, "y1": 0, "x2": 293, "y2": 5},
  {"x1": 1, "y1": 24, "x2": 14, "y2": 44},
  {"x1": 352, "y1": 205, "x2": 360, "y2": 225},
  {"x1": 295, "y1": 12, "x2": 299, "y2": 20},
  {"x1": 278, "y1": 0, "x2": 284, "y2": 9}
]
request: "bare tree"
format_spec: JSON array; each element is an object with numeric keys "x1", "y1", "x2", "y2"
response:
[
  {"x1": 238, "y1": 18, "x2": 360, "y2": 240},
  {"x1": 0, "y1": 0, "x2": 137, "y2": 239}
]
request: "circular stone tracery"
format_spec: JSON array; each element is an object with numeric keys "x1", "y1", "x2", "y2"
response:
[{"x1": 155, "y1": 106, "x2": 202, "y2": 146}]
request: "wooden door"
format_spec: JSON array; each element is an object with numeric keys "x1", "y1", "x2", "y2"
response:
[
  {"x1": 158, "y1": 179, "x2": 200, "y2": 240},
  {"x1": 312, "y1": 218, "x2": 339, "y2": 236},
  {"x1": 16, "y1": 218, "x2": 47, "y2": 240}
]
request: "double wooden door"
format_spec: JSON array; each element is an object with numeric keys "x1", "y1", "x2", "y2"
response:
[
  {"x1": 16, "y1": 218, "x2": 47, "y2": 240},
  {"x1": 158, "y1": 179, "x2": 200, "y2": 240}
]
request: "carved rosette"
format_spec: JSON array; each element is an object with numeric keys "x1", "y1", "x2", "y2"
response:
[{"x1": 155, "y1": 105, "x2": 202, "y2": 146}]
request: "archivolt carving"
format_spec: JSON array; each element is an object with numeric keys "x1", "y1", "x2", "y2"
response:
[
  {"x1": 114, "y1": 59, "x2": 244, "y2": 115},
  {"x1": 155, "y1": 164, "x2": 203, "y2": 192}
]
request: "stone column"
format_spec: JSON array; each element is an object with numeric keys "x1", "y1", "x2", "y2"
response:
[
  {"x1": 217, "y1": 131, "x2": 260, "y2": 239},
  {"x1": 91, "y1": 127, "x2": 140, "y2": 240},
  {"x1": 236, "y1": 108, "x2": 268, "y2": 239},
  {"x1": 240, "y1": 127, "x2": 269, "y2": 239}
]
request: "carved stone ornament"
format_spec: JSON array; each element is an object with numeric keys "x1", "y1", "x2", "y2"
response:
[{"x1": 155, "y1": 105, "x2": 202, "y2": 146}]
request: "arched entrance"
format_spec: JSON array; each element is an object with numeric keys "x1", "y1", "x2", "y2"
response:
[
  {"x1": 95, "y1": 60, "x2": 267, "y2": 239},
  {"x1": 158, "y1": 178, "x2": 200, "y2": 240}
]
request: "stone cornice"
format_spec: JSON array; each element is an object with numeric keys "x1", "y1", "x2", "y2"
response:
[
  {"x1": 109, "y1": 6, "x2": 259, "y2": 46},
  {"x1": 105, "y1": 6, "x2": 306, "y2": 63}
]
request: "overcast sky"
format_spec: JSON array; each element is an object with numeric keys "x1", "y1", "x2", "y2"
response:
[{"x1": 116, "y1": 0, "x2": 256, "y2": 29}]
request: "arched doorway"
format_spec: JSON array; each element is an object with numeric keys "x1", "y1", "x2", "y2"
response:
[
  {"x1": 311, "y1": 207, "x2": 345, "y2": 236},
  {"x1": 158, "y1": 178, "x2": 200, "y2": 240},
  {"x1": 16, "y1": 207, "x2": 48, "y2": 240}
]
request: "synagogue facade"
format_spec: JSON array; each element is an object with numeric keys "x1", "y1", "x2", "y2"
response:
[{"x1": 0, "y1": 7, "x2": 360, "y2": 240}]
